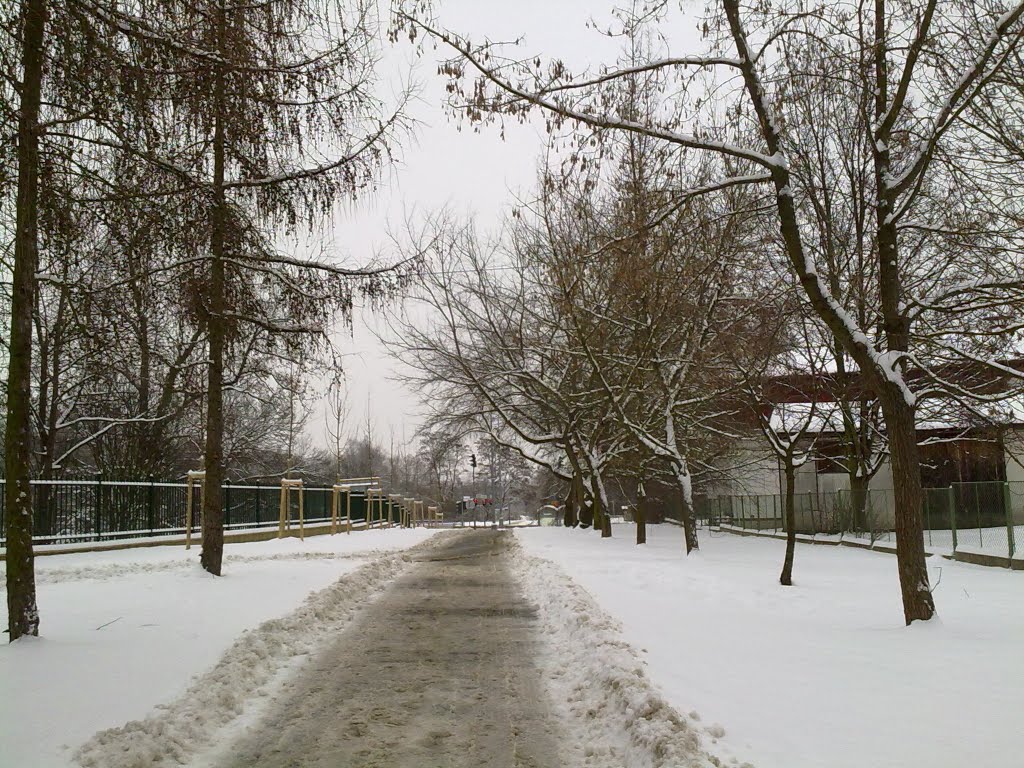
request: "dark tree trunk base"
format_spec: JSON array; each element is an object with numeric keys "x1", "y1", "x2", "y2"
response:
[
  {"x1": 677, "y1": 475, "x2": 700, "y2": 554},
  {"x1": 780, "y1": 467, "x2": 796, "y2": 586},
  {"x1": 6, "y1": 0, "x2": 47, "y2": 642},
  {"x1": 882, "y1": 393, "x2": 936, "y2": 624}
]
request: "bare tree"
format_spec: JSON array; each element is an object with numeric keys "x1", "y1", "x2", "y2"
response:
[
  {"x1": 416, "y1": 424, "x2": 463, "y2": 512},
  {"x1": 540, "y1": 162, "x2": 769, "y2": 550},
  {"x1": 71, "y1": 0, "x2": 418, "y2": 575},
  {"x1": 325, "y1": 368, "x2": 350, "y2": 482},
  {"x1": 736, "y1": 303, "x2": 833, "y2": 585},
  {"x1": 386, "y1": 216, "x2": 624, "y2": 534},
  {"x1": 396, "y1": 0, "x2": 1024, "y2": 623}
]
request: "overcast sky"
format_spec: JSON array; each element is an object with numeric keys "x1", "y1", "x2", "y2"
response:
[{"x1": 305, "y1": 1, "x2": 702, "y2": 451}]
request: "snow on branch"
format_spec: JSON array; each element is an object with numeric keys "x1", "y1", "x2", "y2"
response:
[
  {"x1": 223, "y1": 115, "x2": 401, "y2": 190},
  {"x1": 400, "y1": 15, "x2": 785, "y2": 171},
  {"x1": 888, "y1": 1, "x2": 1024, "y2": 197},
  {"x1": 538, "y1": 55, "x2": 743, "y2": 95}
]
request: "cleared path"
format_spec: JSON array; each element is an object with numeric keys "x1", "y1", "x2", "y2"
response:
[{"x1": 218, "y1": 529, "x2": 562, "y2": 767}]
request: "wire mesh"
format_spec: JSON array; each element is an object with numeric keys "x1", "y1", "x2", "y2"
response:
[
  {"x1": 696, "y1": 480, "x2": 1021, "y2": 560},
  {"x1": 0, "y1": 478, "x2": 376, "y2": 545}
]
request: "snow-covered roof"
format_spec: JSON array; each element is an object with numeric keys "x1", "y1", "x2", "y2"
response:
[{"x1": 767, "y1": 394, "x2": 1024, "y2": 436}]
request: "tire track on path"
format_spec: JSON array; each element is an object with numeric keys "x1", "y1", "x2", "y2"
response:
[{"x1": 217, "y1": 529, "x2": 562, "y2": 767}]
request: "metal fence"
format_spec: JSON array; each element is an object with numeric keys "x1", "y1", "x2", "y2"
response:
[
  {"x1": 0, "y1": 478, "x2": 382, "y2": 546},
  {"x1": 695, "y1": 480, "x2": 1024, "y2": 560}
]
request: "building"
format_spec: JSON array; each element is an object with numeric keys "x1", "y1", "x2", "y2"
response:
[{"x1": 699, "y1": 363, "x2": 1024, "y2": 535}]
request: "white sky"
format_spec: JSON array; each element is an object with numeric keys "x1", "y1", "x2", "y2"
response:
[{"x1": 306, "y1": 0, "x2": 703, "y2": 450}]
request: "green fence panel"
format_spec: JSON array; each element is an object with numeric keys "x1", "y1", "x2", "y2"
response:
[
  {"x1": 696, "y1": 480, "x2": 1024, "y2": 558},
  {"x1": 0, "y1": 477, "x2": 398, "y2": 546}
]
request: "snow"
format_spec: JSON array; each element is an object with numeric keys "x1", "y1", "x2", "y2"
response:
[
  {"x1": 509, "y1": 536, "x2": 720, "y2": 768},
  {"x1": 515, "y1": 524, "x2": 1024, "y2": 768},
  {"x1": 803, "y1": 525, "x2": 1023, "y2": 560},
  {"x1": 0, "y1": 529, "x2": 437, "y2": 768},
  {"x1": 714, "y1": 519, "x2": 1024, "y2": 561},
  {"x1": 767, "y1": 400, "x2": 842, "y2": 433},
  {"x1": 6, "y1": 524, "x2": 1019, "y2": 768}
]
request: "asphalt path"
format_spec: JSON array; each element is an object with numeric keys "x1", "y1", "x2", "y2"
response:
[{"x1": 218, "y1": 529, "x2": 563, "y2": 767}]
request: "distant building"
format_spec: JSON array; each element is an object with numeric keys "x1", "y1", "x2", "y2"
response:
[{"x1": 700, "y1": 361, "x2": 1024, "y2": 532}]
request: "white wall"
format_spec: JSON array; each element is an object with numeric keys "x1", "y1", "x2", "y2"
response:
[
  {"x1": 705, "y1": 441, "x2": 781, "y2": 497},
  {"x1": 713, "y1": 433, "x2": 902, "y2": 531},
  {"x1": 711, "y1": 427, "x2": 1024, "y2": 531},
  {"x1": 1003, "y1": 433, "x2": 1024, "y2": 524}
]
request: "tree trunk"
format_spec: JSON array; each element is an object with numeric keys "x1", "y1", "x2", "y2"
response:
[
  {"x1": 200, "y1": 212, "x2": 226, "y2": 575},
  {"x1": 635, "y1": 494, "x2": 647, "y2": 545},
  {"x1": 590, "y1": 476, "x2": 612, "y2": 538},
  {"x1": 880, "y1": 391, "x2": 935, "y2": 624},
  {"x1": 870, "y1": 0, "x2": 934, "y2": 625},
  {"x1": 779, "y1": 465, "x2": 796, "y2": 586},
  {"x1": 5, "y1": 0, "x2": 47, "y2": 641},
  {"x1": 201, "y1": 1, "x2": 227, "y2": 576},
  {"x1": 574, "y1": 473, "x2": 593, "y2": 528},
  {"x1": 578, "y1": 499, "x2": 594, "y2": 528},
  {"x1": 676, "y1": 464, "x2": 699, "y2": 554},
  {"x1": 589, "y1": 480, "x2": 602, "y2": 534},
  {"x1": 562, "y1": 483, "x2": 578, "y2": 528},
  {"x1": 849, "y1": 472, "x2": 870, "y2": 536}
]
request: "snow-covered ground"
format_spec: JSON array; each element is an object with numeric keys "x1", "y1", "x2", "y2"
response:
[
  {"x1": 0, "y1": 529, "x2": 436, "y2": 768},
  {"x1": 509, "y1": 536, "x2": 720, "y2": 768},
  {"x1": 516, "y1": 524, "x2": 1024, "y2": 768},
  {"x1": 5, "y1": 524, "x2": 1020, "y2": 768},
  {"x1": 723, "y1": 524, "x2": 1024, "y2": 561},
  {"x1": 833, "y1": 525, "x2": 1020, "y2": 559}
]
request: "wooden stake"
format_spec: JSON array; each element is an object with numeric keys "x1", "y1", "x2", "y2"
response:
[
  {"x1": 186, "y1": 482, "x2": 194, "y2": 550},
  {"x1": 331, "y1": 486, "x2": 338, "y2": 535},
  {"x1": 185, "y1": 470, "x2": 205, "y2": 550},
  {"x1": 278, "y1": 478, "x2": 303, "y2": 539},
  {"x1": 278, "y1": 483, "x2": 287, "y2": 538}
]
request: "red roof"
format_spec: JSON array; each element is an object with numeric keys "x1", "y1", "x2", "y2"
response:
[{"x1": 761, "y1": 359, "x2": 1024, "y2": 405}]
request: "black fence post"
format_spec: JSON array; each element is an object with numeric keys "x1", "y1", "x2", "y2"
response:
[
  {"x1": 94, "y1": 472, "x2": 103, "y2": 542},
  {"x1": 148, "y1": 474, "x2": 156, "y2": 534},
  {"x1": 948, "y1": 485, "x2": 958, "y2": 552},
  {"x1": 225, "y1": 482, "x2": 232, "y2": 529},
  {"x1": 255, "y1": 480, "x2": 261, "y2": 525}
]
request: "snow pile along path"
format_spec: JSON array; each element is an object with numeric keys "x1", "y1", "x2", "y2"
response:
[
  {"x1": 507, "y1": 538, "x2": 728, "y2": 768},
  {"x1": 516, "y1": 525, "x2": 1024, "y2": 768},
  {"x1": 11, "y1": 549, "x2": 386, "y2": 586},
  {"x1": 206, "y1": 530, "x2": 563, "y2": 768},
  {"x1": 73, "y1": 535, "x2": 444, "y2": 768}
]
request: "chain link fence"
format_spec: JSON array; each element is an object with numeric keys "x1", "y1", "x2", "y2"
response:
[
  {"x1": 0, "y1": 478, "x2": 381, "y2": 546},
  {"x1": 695, "y1": 480, "x2": 1024, "y2": 560}
]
